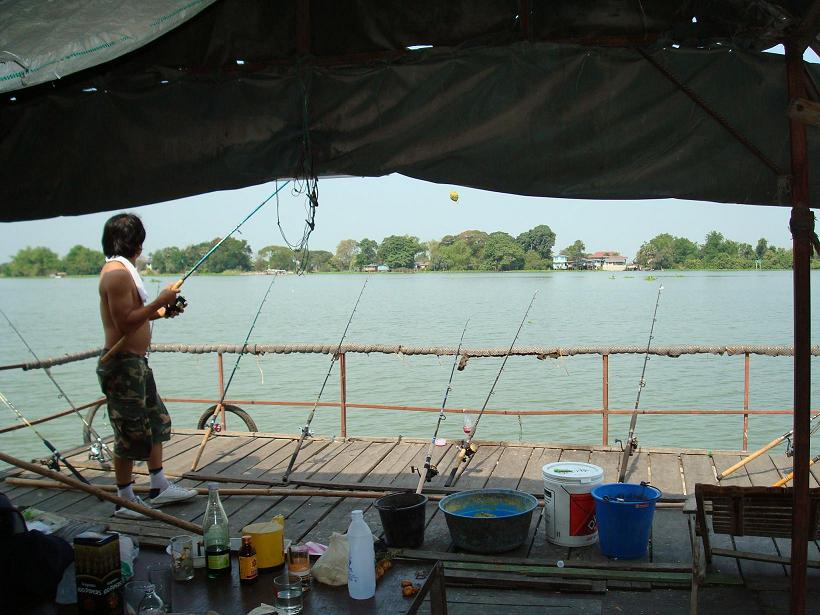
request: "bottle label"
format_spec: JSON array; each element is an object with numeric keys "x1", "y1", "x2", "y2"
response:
[
  {"x1": 208, "y1": 553, "x2": 230, "y2": 570},
  {"x1": 239, "y1": 555, "x2": 258, "y2": 580}
]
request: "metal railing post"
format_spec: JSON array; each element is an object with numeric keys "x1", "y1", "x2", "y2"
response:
[
  {"x1": 217, "y1": 352, "x2": 226, "y2": 430},
  {"x1": 339, "y1": 352, "x2": 347, "y2": 438},
  {"x1": 602, "y1": 354, "x2": 609, "y2": 445},
  {"x1": 743, "y1": 352, "x2": 750, "y2": 452}
]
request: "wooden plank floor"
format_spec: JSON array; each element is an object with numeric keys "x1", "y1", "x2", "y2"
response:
[{"x1": 1, "y1": 428, "x2": 807, "y2": 592}]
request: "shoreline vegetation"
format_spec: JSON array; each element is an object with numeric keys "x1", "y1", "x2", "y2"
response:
[{"x1": 0, "y1": 227, "x2": 811, "y2": 278}]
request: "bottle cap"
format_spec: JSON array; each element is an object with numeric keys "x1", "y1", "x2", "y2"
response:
[
  {"x1": 241, "y1": 535, "x2": 252, "y2": 544},
  {"x1": 352, "y1": 510, "x2": 363, "y2": 517},
  {"x1": 207, "y1": 482, "x2": 218, "y2": 491}
]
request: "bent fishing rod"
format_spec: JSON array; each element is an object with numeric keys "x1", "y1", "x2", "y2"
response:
[
  {"x1": 718, "y1": 412, "x2": 820, "y2": 481},
  {"x1": 617, "y1": 284, "x2": 663, "y2": 483},
  {"x1": 0, "y1": 389, "x2": 92, "y2": 489},
  {"x1": 1, "y1": 308, "x2": 111, "y2": 463},
  {"x1": 101, "y1": 179, "x2": 292, "y2": 364},
  {"x1": 773, "y1": 453, "x2": 820, "y2": 487},
  {"x1": 190, "y1": 274, "x2": 278, "y2": 471},
  {"x1": 414, "y1": 318, "x2": 470, "y2": 494},
  {"x1": 283, "y1": 279, "x2": 368, "y2": 482},
  {"x1": 445, "y1": 291, "x2": 538, "y2": 488}
]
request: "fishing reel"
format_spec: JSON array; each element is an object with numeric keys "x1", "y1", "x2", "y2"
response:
[
  {"x1": 457, "y1": 441, "x2": 478, "y2": 462},
  {"x1": 164, "y1": 295, "x2": 187, "y2": 318},
  {"x1": 411, "y1": 464, "x2": 439, "y2": 483},
  {"x1": 35, "y1": 455, "x2": 61, "y2": 472}
]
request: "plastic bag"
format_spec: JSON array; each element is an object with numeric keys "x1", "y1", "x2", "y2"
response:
[{"x1": 311, "y1": 532, "x2": 349, "y2": 586}]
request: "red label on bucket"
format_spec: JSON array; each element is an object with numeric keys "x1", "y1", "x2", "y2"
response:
[{"x1": 569, "y1": 493, "x2": 597, "y2": 536}]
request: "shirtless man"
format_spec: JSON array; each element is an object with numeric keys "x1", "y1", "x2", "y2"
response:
[{"x1": 96, "y1": 213, "x2": 196, "y2": 518}]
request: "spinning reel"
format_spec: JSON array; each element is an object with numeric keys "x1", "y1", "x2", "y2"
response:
[
  {"x1": 411, "y1": 464, "x2": 439, "y2": 483},
  {"x1": 164, "y1": 295, "x2": 187, "y2": 318}
]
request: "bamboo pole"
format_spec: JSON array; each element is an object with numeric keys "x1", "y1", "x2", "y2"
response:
[{"x1": 0, "y1": 452, "x2": 202, "y2": 534}]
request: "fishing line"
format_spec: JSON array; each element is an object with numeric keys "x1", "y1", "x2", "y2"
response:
[
  {"x1": 101, "y1": 180, "x2": 292, "y2": 364},
  {"x1": 0, "y1": 308, "x2": 111, "y2": 462},
  {"x1": 207, "y1": 274, "x2": 279, "y2": 430},
  {"x1": 0, "y1": 389, "x2": 93, "y2": 489},
  {"x1": 445, "y1": 291, "x2": 538, "y2": 487},
  {"x1": 413, "y1": 318, "x2": 470, "y2": 494},
  {"x1": 617, "y1": 284, "x2": 663, "y2": 483},
  {"x1": 283, "y1": 279, "x2": 368, "y2": 482}
]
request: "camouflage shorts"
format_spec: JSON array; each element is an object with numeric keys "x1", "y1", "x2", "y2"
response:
[{"x1": 96, "y1": 352, "x2": 172, "y2": 460}]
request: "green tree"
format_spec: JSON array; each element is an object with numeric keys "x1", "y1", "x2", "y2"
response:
[
  {"x1": 306, "y1": 250, "x2": 335, "y2": 272},
  {"x1": 354, "y1": 238, "x2": 379, "y2": 270},
  {"x1": 62, "y1": 245, "x2": 104, "y2": 275},
  {"x1": 149, "y1": 247, "x2": 186, "y2": 273},
  {"x1": 523, "y1": 250, "x2": 549, "y2": 270},
  {"x1": 333, "y1": 239, "x2": 359, "y2": 271},
  {"x1": 516, "y1": 225, "x2": 556, "y2": 259},
  {"x1": 378, "y1": 235, "x2": 424, "y2": 269},
  {"x1": 560, "y1": 240, "x2": 587, "y2": 267},
  {"x1": 482, "y1": 232, "x2": 525, "y2": 271},
  {"x1": 4, "y1": 247, "x2": 61, "y2": 276},
  {"x1": 198, "y1": 237, "x2": 252, "y2": 273},
  {"x1": 755, "y1": 238, "x2": 768, "y2": 260},
  {"x1": 257, "y1": 245, "x2": 296, "y2": 271}
]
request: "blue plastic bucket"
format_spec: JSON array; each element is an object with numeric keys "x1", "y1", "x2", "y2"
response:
[{"x1": 591, "y1": 483, "x2": 661, "y2": 559}]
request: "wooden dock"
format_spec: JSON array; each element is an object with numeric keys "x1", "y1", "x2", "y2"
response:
[{"x1": 4, "y1": 428, "x2": 820, "y2": 612}]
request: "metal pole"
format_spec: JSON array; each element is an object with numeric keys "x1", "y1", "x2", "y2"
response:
[
  {"x1": 743, "y1": 353, "x2": 750, "y2": 452},
  {"x1": 786, "y1": 39, "x2": 811, "y2": 615},
  {"x1": 602, "y1": 354, "x2": 609, "y2": 446},
  {"x1": 339, "y1": 352, "x2": 347, "y2": 438},
  {"x1": 217, "y1": 352, "x2": 226, "y2": 431}
]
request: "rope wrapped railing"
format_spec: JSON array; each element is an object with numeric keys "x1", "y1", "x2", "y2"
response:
[{"x1": 1, "y1": 343, "x2": 817, "y2": 371}]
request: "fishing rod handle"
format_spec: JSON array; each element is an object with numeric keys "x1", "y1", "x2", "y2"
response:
[{"x1": 716, "y1": 435, "x2": 784, "y2": 480}]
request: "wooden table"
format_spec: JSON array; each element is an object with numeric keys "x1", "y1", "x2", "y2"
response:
[{"x1": 29, "y1": 549, "x2": 448, "y2": 615}]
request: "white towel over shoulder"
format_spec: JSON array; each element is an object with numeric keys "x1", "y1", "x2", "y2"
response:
[{"x1": 105, "y1": 256, "x2": 148, "y2": 303}]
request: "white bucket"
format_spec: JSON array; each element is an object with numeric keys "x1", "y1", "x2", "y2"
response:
[{"x1": 542, "y1": 461, "x2": 604, "y2": 547}]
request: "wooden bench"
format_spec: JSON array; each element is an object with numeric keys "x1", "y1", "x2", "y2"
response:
[{"x1": 687, "y1": 484, "x2": 820, "y2": 615}]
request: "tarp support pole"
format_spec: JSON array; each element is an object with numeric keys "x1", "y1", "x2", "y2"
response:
[{"x1": 786, "y1": 39, "x2": 811, "y2": 615}]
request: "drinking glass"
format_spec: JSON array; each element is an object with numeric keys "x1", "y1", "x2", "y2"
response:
[
  {"x1": 274, "y1": 573, "x2": 304, "y2": 615},
  {"x1": 146, "y1": 563, "x2": 171, "y2": 612},
  {"x1": 124, "y1": 581, "x2": 152, "y2": 615},
  {"x1": 462, "y1": 411, "x2": 473, "y2": 434},
  {"x1": 287, "y1": 544, "x2": 311, "y2": 591},
  {"x1": 170, "y1": 535, "x2": 195, "y2": 581}
]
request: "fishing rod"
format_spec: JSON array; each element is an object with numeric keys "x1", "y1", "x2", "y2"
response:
[
  {"x1": 100, "y1": 179, "x2": 292, "y2": 364},
  {"x1": 283, "y1": 279, "x2": 368, "y2": 482},
  {"x1": 718, "y1": 412, "x2": 820, "y2": 481},
  {"x1": 773, "y1": 453, "x2": 820, "y2": 487},
  {"x1": 190, "y1": 274, "x2": 279, "y2": 471},
  {"x1": 444, "y1": 291, "x2": 538, "y2": 488},
  {"x1": 0, "y1": 308, "x2": 111, "y2": 463},
  {"x1": 0, "y1": 389, "x2": 92, "y2": 489},
  {"x1": 413, "y1": 318, "x2": 470, "y2": 494},
  {"x1": 617, "y1": 284, "x2": 663, "y2": 483}
]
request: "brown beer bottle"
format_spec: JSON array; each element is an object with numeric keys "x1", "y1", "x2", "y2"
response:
[{"x1": 238, "y1": 535, "x2": 258, "y2": 585}]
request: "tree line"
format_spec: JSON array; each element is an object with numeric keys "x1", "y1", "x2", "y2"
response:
[{"x1": 0, "y1": 227, "x2": 806, "y2": 277}]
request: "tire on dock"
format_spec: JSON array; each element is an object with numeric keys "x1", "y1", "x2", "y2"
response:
[{"x1": 197, "y1": 404, "x2": 259, "y2": 432}]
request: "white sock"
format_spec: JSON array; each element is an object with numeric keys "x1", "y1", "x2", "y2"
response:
[
  {"x1": 117, "y1": 483, "x2": 135, "y2": 501},
  {"x1": 149, "y1": 467, "x2": 170, "y2": 492}
]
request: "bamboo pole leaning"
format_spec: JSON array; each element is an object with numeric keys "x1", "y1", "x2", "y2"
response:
[{"x1": 0, "y1": 451, "x2": 202, "y2": 535}]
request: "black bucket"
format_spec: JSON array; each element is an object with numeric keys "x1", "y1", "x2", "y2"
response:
[{"x1": 374, "y1": 492, "x2": 427, "y2": 548}]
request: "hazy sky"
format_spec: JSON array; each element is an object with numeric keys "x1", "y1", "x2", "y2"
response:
[{"x1": 0, "y1": 174, "x2": 796, "y2": 263}]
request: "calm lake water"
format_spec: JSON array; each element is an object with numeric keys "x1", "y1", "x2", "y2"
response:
[{"x1": 1, "y1": 270, "x2": 818, "y2": 466}]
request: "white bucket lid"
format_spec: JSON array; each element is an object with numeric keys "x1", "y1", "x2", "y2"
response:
[{"x1": 542, "y1": 462, "x2": 604, "y2": 483}]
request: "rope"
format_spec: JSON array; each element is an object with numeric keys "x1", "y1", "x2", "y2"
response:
[{"x1": 4, "y1": 343, "x2": 816, "y2": 371}]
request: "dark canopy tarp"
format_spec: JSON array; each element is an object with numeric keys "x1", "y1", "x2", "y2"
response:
[{"x1": 1, "y1": 0, "x2": 818, "y2": 220}]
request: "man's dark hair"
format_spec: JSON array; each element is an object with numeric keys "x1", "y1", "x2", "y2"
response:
[{"x1": 102, "y1": 213, "x2": 146, "y2": 258}]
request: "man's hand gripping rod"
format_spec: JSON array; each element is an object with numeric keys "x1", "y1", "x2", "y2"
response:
[
  {"x1": 617, "y1": 284, "x2": 663, "y2": 483},
  {"x1": 100, "y1": 180, "x2": 291, "y2": 364},
  {"x1": 282, "y1": 280, "x2": 368, "y2": 482},
  {"x1": 445, "y1": 291, "x2": 538, "y2": 488}
]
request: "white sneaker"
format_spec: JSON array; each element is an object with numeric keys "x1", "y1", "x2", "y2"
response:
[
  {"x1": 113, "y1": 495, "x2": 152, "y2": 520},
  {"x1": 149, "y1": 483, "x2": 198, "y2": 507}
]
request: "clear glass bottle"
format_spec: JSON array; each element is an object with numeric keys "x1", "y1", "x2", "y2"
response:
[
  {"x1": 202, "y1": 482, "x2": 231, "y2": 579},
  {"x1": 137, "y1": 583, "x2": 165, "y2": 614}
]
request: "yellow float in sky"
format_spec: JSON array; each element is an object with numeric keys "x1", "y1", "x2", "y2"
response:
[{"x1": 449, "y1": 190, "x2": 459, "y2": 202}]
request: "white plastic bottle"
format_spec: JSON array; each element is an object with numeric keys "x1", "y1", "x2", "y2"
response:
[{"x1": 347, "y1": 510, "x2": 376, "y2": 600}]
